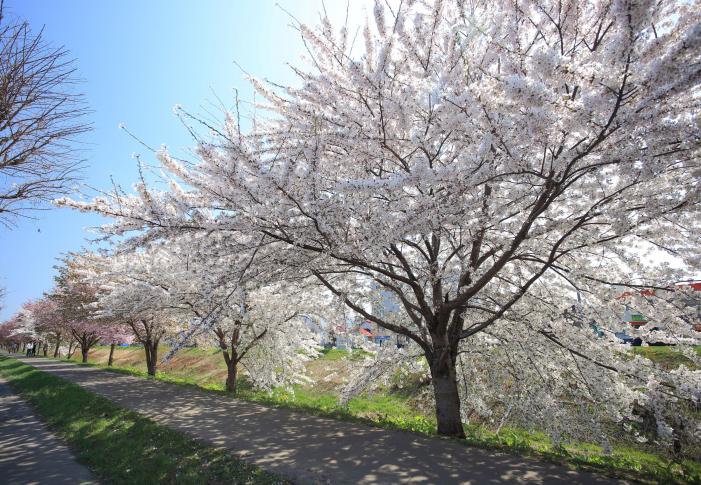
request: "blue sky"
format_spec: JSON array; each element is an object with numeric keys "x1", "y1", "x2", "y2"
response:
[{"x1": 0, "y1": 0, "x2": 370, "y2": 320}]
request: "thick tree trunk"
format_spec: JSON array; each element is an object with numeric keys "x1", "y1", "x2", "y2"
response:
[
  {"x1": 225, "y1": 358, "x2": 238, "y2": 394},
  {"x1": 108, "y1": 343, "x2": 116, "y2": 366},
  {"x1": 215, "y1": 326, "x2": 241, "y2": 394},
  {"x1": 81, "y1": 344, "x2": 89, "y2": 363},
  {"x1": 42, "y1": 342, "x2": 48, "y2": 357},
  {"x1": 144, "y1": 341, "x2": 158, "y2": 376},
  {"x1": 53, "y1": 334, "x2": 62, "y2": 358},
  {"x1": 132, "y1": 319, "x2": 160, "y2": 377},
  {"x1": 429, "y1": 351, "x2": 465, "y2": 438}
]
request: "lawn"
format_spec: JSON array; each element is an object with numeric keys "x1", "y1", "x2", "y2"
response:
[
  {"x1": 60, "y1": 346, "x2": 701, "y2": 484},
  {"x1": 632, "y1": 345, "x2": 701, "y2": 370},
  {"x1": 0, "y1": 354, "x2": 287, "y2": 485}
]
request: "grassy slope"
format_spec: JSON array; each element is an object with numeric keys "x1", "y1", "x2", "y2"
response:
[
  {"x1": 71, "y1": 345, "x2": 231, "y2": 389},
  {"x1": 69, "y1": 345, "x2": 701, "y2": 484},
  {"x1": 72, "y1": 345, "x2": 426, "y2": 422},
  {"x1": 632, "y1": 345, "x2": 701, "y2": 370},
  {"x1": 0, "y1": 355, "x2": 286, "y2": 485}
]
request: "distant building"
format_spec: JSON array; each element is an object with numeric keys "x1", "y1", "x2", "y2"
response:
[
  {"x1": 618, "y1": 280, "x2": 701, "y2": 331},
  {"x1": 360, "y1": 285, "x2": 410, "y2": 348}
]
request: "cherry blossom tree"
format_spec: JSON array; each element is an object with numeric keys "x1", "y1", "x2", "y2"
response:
[
  {"x1": 157, "y1": 235, "x2": 324, "y2": 394},
  {"x1": 79, "y1": 250, "x2": 178, "y2": 376},
  {"x1": 22, "y1": 297, "x2": 65, "y2": 357},
  {"x1": 84, "y1": 234, "x2": 321, "y2": 389},
  {"x1": 49, "y1": 254, "x2": 109, "y2": 363},
  {"x1": 3, "y1": 262, "x2": 130, "y2": 363},
  {"x1": 62, "y1": 0, "x2": 701, "y2": 438},
  {"x1": 68, "y1": 320, "x2": 105, "y2": 362},
  {"x1": 0, "y1": 314, "x2": 24, "y2": 352},
  {"x1": 99, "y1": 323, "x2": 132, "y2": 367},
  {"x1": 2, "y1": 302, "x2": 45, "y2": 355},
  {"x1": 200, "y1": 284, "x2": 320, "y2": 394},
  {"x1": 3, "y1": 310, "x2": 34, "y2": 353}
]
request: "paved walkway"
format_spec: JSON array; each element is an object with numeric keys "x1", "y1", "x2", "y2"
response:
[
  {"x1": 15, "y1": 356, "x2": 626, "y2": 484},
  {"x1": 0, "y1": 375, "x2": 96, "y2": 485}
]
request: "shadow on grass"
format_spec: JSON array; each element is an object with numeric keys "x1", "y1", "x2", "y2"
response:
[{"x1": 0, "y1": 355, "x2": 287, "y2": 485}]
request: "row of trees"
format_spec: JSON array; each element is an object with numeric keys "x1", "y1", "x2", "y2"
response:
[
  {"x1": 56, "y1": 0, "x2": 700, "y2": 441},
  {"x1": 0, "y1": 255, "x2": 129, "y2": 362},
  {"x1": 1, "y1": 0, "x2": 699, "y2": 454},
  {"x1": 0, "y1": 244, "x2": 327, "y2": 394}
]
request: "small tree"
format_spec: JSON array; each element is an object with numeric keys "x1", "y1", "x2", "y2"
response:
[
  {"x1": 0, "y1": 4, "x2": 89, "y2": 226},
  {"x1": 67, "y1": 320, "x2": 103, "y2": 363},
  {"x1": 100, "y1": 323, "x2": 131, "y2": 366},
  {"x1": 49, "y1": 254, "x2": 104, "y2": 363},
  {"x1": 161, "y1": 236, "x2": 322, "y2": 394},
  {"x1": 204, "y1": 285, "x2": 319, "y2": 394},
  {"x1": 83, "y1": 249, "x2": 178, "y2": 376}
]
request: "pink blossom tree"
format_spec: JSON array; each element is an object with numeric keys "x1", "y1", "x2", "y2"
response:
[
  {"x1": 64, "y1": 320, "x2": 104, "y2": 363},
  {"x1": 0, "y1": 315, "x2": 24, "y2": 352},
  {"x1": 49, "y1": 254, "x2": 109, "y2": 363},
  {"x1": 22, "y1": 297, "x2": 65, "y2": 357}
]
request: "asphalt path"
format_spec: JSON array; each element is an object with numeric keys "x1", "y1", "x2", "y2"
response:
[{"x1": 13, "y1": 356, "x2": 628, "y2": 484}]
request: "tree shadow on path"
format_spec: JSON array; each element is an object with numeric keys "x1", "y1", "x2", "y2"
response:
[{"x1": 22, "y1": 358, "x2": 628, "y2": 485}]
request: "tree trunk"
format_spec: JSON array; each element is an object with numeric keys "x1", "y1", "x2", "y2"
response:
[
  {"x1": 429, "y1": 351, "x2": 465, "y2": 438},
  {"x1": 144, "y1": 341, "x2": 158, "y2": 376},
  {"x1": 225, "y1": 357, "x2": 238, "y2": 394},
  {"x1": 130, "y1": 320, "x2": 160, "y2": 377},
  {"x1": 108, "y1": 343, "x2": 116, "y2": 366},
  {"x1": 67, "y1": 341, "x2": 75, "y2": 359},
  {"x1": 53, "y1": 335, "x2": 61, "y2": 358},
  {"x1": 81, "y1": 345, "x2": 89, "y2": 363},
  {"x1": 215, "y1": 326, "x2": 240, "y2": 394},
  {"x1": 42, "y1": 342, "x2": 48, "y2": 357}
]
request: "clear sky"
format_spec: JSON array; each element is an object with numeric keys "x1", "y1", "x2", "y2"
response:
[{"x1": 0, "y1": 0, "x2": 371, "y2": 320}]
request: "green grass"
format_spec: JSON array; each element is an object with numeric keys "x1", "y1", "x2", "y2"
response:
[
  {"x1": 632, "y1": 345, "x2": 701, "y2": 370},
  {"x1": 318, "y1": 348, "x2": 373, "y2": 361},
  {"x1": 459, "y1": 424, "x2": 701, "y2": 484},
  {"x1": 236, "y1": 384, "x2": 437, "y2": 433},
  {"x1": 0, "y1": 355, "x2": 287, "y2": 485}
]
